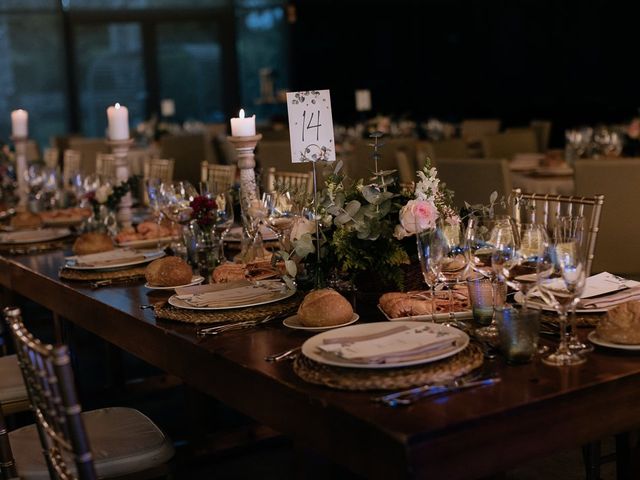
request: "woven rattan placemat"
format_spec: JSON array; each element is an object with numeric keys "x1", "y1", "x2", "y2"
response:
[
  {"x1": 153, "y1": 292, "x2": 303, "y2": 324},
  {"x1": 59, "y1": 266, "x2": 147, "y2": 282},
  {"x1": 293, "y1": 343, "x2": 483, "y2": 391}
]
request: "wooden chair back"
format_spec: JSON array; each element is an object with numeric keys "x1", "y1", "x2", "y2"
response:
[
  {"x1": 43, "y1": 147, "x2": 60, "y2": 169},
  {"x1": 67, "y1": 138, "x2": 108, "y2": 174},
  {"x1": 3, "y1": 307, "x2": 97, "y2": 480},
  {"x1": 95, "y1": 153, "x2": 117, "y2": 179},
  {"x1": 574, "y1": 159, "x2": 639, "y2": 276},
  {"x1": 63, "y1": 149, "x2": 82, "y2": 187},
  {"x1": 482, "y1": 130, "x2": 539, "y2": 158},
  {"x1": 460, "y1": 119, "x2": 501, "y2": 144},
  {"x1": 143, "y1": 158, "x2": 174, "y2": 183},
  {"x1": 436, "y1": 158, "x2": 512, "y2": 209},
  {"x1": 200, "y1": 162, "x2": 236, "y2": 192},
  {"x1": 511, "y1": 188, "x2": 605, "y2": 277},
  {"x1": 266, "y1": 167, "x2": 313, "y2": 193}
]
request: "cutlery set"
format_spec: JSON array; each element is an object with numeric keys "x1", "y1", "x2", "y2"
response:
[{"x1": 196, "y1": 314, "x2": 275, "y2": 336}]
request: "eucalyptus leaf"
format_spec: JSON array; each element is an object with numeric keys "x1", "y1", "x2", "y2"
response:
[
  {"x1": 294, "y1": 233, "x2": 315, "y2": 258},
  {"x1": 489, "y1": 191, "x2": 498, "y2": 204},
  {"x1": 283, "y1": 275, "x2": 296, "y2": 291},
  {"x1": 344, "y1": 200, "x2": 361, "y2": 216},
  {"x1": 284, "y1": 259, "x2": 297, "y2": 277},
  {"x1": 334, "y1": 212, "x2": 351, "y2": 225},
  {"x1": 361, "y1": 185, "x2": 383, "y2": 205},
  {"x1": 334, "y1": 159, "x2": 344, "y2": 174}
]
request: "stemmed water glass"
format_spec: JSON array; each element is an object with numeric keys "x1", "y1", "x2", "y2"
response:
[
  {"x1": 436, "y1": 220, "x2": 469, "y2": 316},
  {"x1": 536, "y1": 220, "x2": 588, "y2": 366},
  {"x1": 465, "y1": 215, "x2": 515, "y2": 339},
  {"x1": 263, "y1": 191, "x2": 298, "y2": 252},
  {"x1": 555, "y1": 215, "x2": 593, "y2": 354},
  {"x1": 507, "y1": 223, "x2": 549, "y2": 308},
  {"x1": 159, "y1": 181, "x2": 197, "y2": 257},
  {"x1": 416, "y1": 227, "x2": 447, "y2": 319},
  {"x1": 213, "y1": 190, "x2": 234, "y2": 262}
]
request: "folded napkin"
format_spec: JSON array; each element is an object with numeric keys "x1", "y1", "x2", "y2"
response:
[
  {"x1": 318, "y1": 325, "x2": 460, "y2": 364},
  {"x1": 178, "y1": 281, "x2": 287, "y2": 307},
  {"x1": 69, "y1": 249, "x2": 145, "y2": 267},
  {"x1": 0, "y1": 229, "x2": 65, "y2": 243},
  {"x1": 579, "y1": 286, "x2": 640, "y2": 309}
]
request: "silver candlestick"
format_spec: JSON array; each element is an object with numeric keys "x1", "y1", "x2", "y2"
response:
[
  {"x1": 107, "y1": 138, "x2": 134, "y2": 229},
  {"x1": 11, "y1": 136, "x2": 28, "y2": 209}
]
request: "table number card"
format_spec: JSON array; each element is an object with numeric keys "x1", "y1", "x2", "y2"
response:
[{"x1": 286, "y1": 90, "x2": 336, "y2": 163}]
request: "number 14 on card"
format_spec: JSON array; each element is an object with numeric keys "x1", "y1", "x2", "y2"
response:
[{"x1": 286, "y1": 89, "x2": 336, "y2": 163}]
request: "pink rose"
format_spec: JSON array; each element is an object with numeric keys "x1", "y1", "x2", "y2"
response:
[{"x1": 399, "y1": 199, "x2": 438, "y2": 235}]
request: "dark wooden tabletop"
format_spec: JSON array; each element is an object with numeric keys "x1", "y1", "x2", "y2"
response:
[{"x1": 2, "y1": 249, "x2": 640, "y2": 479}]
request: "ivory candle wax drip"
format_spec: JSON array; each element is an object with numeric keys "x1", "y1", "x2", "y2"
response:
[
  {"x1": 107, "y1": 103, "x2": 130, "y2": 140},
  {"x1": 230, "y1": 109, "x2": 256, "y2": 137},
  {"x1": 11, "y1": 109, "x2": 28, "y2": 138}
]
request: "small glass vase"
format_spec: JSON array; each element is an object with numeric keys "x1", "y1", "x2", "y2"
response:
[
  {"x1": 85, "y1": 205, "x2": 117, "y2": 236},
  {"x1": 189, "y1": 221, "x2": 220, "y2": 282}
]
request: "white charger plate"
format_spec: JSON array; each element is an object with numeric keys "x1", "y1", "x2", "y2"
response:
[
  {"x1": 65, "y1": 250, "x2": 165, "y2": 271},
  {"x1": 0, "y1": 228, "x2": 71, "y2": 244},
  {"x1": 588, "y1": 331, "x2": 640, "y2": 351},
  {"x1": 144, "y1": 275, "x2": 205, "y2": 290},
  {"x1": 301, "y1": 321, "x2": 469, "y2": 369},
  {"x1": 283, "y1": 313, "x2": 359, "y2": 331},
  {"x1": 514, "y1": 291, "x2": 610, "y2": 314},
  {"x1": 168, "y1": 283, "x2": 296, "y2": 310}
]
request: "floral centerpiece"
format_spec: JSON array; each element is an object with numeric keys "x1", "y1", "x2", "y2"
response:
[
  {"x1": 189, "y1": 194, "x2": 220, "y2": 275},
  {"x1": 189, "y1": 195, "x2": 217, "y2": 228},
  {"x1": 83, "y1": 177, "x2": 137, "y2": 234},
  {"x1": 282, "y1": 157, "x2": 456, "y2": 291}
]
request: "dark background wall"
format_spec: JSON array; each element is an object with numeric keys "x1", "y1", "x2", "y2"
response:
[{"x1": 290, "y1": 0, "x2": 640, "y2": 145}]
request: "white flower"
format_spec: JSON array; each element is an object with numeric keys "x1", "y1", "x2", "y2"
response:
[
  {"x1": 414, "y1": 167, "x2": 440, "y2": 201},
  {"x1": 290, "y1": 217, "x2": 316, "y2": 241},
  {"x1": 95, "y1": 185, "x2": 113, "y2": 204}
]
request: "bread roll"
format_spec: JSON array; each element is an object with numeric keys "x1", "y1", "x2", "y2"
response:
[
  {"x1": 212, "y1": 263, "x2": 246, "y2": 283},
  {"x1": 297, "y1": 289, "x2": 354, "y2": 327},
  {"x1": 11, "y1": 211, "x2": 42, "y2": 229},
  {"x1": 145, "y1": 256, "x2": 193, "y2": 287},
  {"x1": 596, "y1": 301, "x2": 640, "y2": 345},
  {"x1": 72, "y1": 232, "x2": 114, "y2": 255}
]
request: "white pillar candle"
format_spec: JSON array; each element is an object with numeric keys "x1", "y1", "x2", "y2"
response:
[
  {"x1": 230, "y1": 109, "x2": 256, "y2": 137},
  {"x1": 106, "y1": 103, "x2": 130, "y2": 140},
  {"x1": 11, "y1": 109, "x2": 28, "y2": 138}
]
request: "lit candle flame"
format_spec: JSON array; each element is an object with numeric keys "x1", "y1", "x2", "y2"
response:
[
  {"x1": 115, "y1": 103, "x2": 121, "y2": 109},
  {"x1": 239, "y1": 108, "x2": 245, "y2": 119}
]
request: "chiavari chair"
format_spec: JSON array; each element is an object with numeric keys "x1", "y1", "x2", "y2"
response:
[
  {"x1": 95, "y1": 153, "x2": 117, "y2": 179},
  {"x1": 43, "y1": 147, "x2": 60, "y2": 170},
  {"x1": 265, "y1": 167, "x2": 313, "y2": 193},
  {"x1": 63, "y1": 150, "x2": 82, "y2": 187},
  {"x1": 511, "y1": 188, "x2": 604, "y2": 277},
  {"x1": 3, "y1": 307, "x2": 174, "y2": 480},
  {"x1": 143, "y1": 158, "x2": 174, "y2": 183},
  {"x1": 200, "y1": 162, "x2": 236, "y2": 192}
]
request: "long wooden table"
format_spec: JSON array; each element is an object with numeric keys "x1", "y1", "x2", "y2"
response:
[{"x1": 2, "y1": 249, "x2": 640, "y2": 479}]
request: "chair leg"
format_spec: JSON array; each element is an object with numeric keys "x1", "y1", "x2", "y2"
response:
[
  {"x1": 615, "y1": 432, "x2": 633, "y2": 480},
  {"x1": 582, "y1": 441, "x2": 601, "y2": 480},
  {"x1": 0, "y1": 407, "x2": 18, "y2": 480}
]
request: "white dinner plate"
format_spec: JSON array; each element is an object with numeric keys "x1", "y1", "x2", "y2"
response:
[
  {"x1": 167, "y1": 283, "x2": 296, "y2": 310},
  {"x1": 42, "y1": 217, "x2": 86, "y2": 227},
  {"x1": 225, "y1": 225, "x2": 278, "y2": 242},
  {"x1": 283, "y1": 313, "x2": 359, "y2": 331},
  {"x1": 588, "y1": 331, "x2": 640, "y2": 351},
  {"x1": 117, "y1": 236, "x2": 177, "y2": 248},
  {"x1": 301, "y1": 321, "x2": 469, "y2": 369},
  {"x1": 144, "y1": 276, "x2": 205, "y2": 290},
  {"x1": 514, "y1": 291, "x2": 610, "y2": 314},
  {"x1": 65, "y1": 250, "x2": 165, "y2": 271},
  {"x1": 0, "y1": 228, "x2": 72, "y2": 244}
]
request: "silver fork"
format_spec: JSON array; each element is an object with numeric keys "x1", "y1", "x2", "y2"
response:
[{"x1": 197, "y1": 315, "x2": 274, "y2": 336}]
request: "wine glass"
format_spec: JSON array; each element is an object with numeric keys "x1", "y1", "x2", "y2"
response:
[
  {"x1": 159, "y1": 181, "x2": 197, "y2": 257},
  {"x1": 465, "y1": 215, "x2": 513, "y2": 339},
  {"x1": 508, "y1": 223, "x2": 549, "y2": 308},
  {"x1": 213, "y1": 190, "x2": 234, "y2": 262},
  {"x1": 263, "y1": 191, "x2": 298, "y2": 252},
  {"x1": 436, "y1": 220, "x2": 469, "y2": 317},
  {"x1": 536, "y1": 222, "x2": 588, "y2": 366},
  {"x1": 416, "y1": 227, "x2": 447, "y2": 320},
  {"x1": 554, "y1": 215, "x2": 593, "y2": 354}
]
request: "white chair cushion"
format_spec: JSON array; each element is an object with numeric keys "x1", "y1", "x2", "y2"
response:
[
  {"x1": 0, "y1": 354, "x2": 27, "y2": 404},
  {"x1": 11, "y1": 407, "x2": 174, "y2": 479}
]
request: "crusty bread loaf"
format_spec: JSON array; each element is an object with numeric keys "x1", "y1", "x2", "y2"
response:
[
  {"x1": 145, "y1": 256, "x2": 193, "y2": 287},
  {"x1": 72, "y1": 232, "x2": 114, "y2": 255},
  {"x1": 596, "y1": 301, "x2": 640, "y2": 345},
  {"x1": 11, "y1": 211, "x2": 42, "y2": 229},
  {"x1": 297, "y1": 289, "x2": 354, "y2": 327},
  {"x1": 212, "y1": 263, "x2": 246, "y2": 283}
]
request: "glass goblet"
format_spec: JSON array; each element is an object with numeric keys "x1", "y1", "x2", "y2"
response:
[{"x1": 416, "y1": 227, "x2": 447, "y2": 321}]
